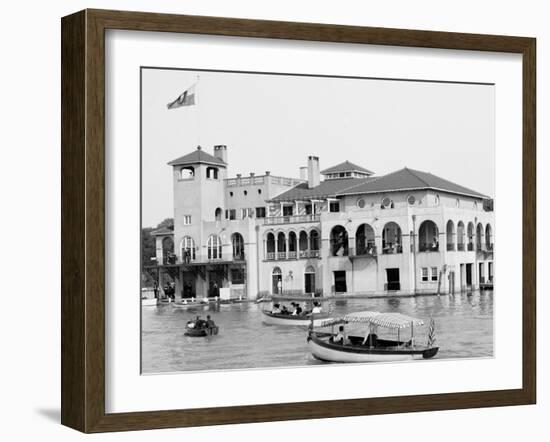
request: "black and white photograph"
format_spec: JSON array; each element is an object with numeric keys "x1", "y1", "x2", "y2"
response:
[{"x1": 140, "y1": 67, "x2": 495, "y2": 373}]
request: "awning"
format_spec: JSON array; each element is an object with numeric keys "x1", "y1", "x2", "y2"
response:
[
  {"x1": 369, "y1": 313, "x2": 424, "y2": 329},
  {"x1": 320, "y1": 311, "x2": 379, "y2": 327}
]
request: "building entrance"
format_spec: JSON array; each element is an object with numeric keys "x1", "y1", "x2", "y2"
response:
[
  {"x1": 386, "y1": 268, "x2": 400, "y2": 291},
  {"x1": 334, "y1": 271, "x2": 347, "y2": 293}
]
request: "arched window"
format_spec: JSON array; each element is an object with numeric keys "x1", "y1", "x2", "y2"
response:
[
  {"x1": 304, "y1": 265, "x2": 316, "y2": 294},
  {"x1": 356, "y1": 223, "x2": 376, "y2": 255},
  {"x1": 457, "y1": 221, "x2": 465, "y2": 251},
  {"x1": 476, "y1": 223, "x2": 484, "y2": 251},
  {"x1": 485, "y1": 224, "x2": 493, "y2": 250},
  {"x1": 207, "y1": 234, "x2": 222, "y2": 260},
  {"x1": 467, "y1": 222, "x2": 475, "y2": 251},
  {"x1": 419, "y1": 220, "x2": 439, "y2": 252},
  {"x1": 382, "y1": 222, "x2": 402, "y2": 254},
  {"x1": 266, "y1": 232, "x2": 275, "y2": 260},
  {"x1": 277, "y1": 232, "x2": 286, "y2": 259},
  {"x1": 206, "y1": 166, "x2": 219, "y2": 179},
  {"x1": 232, "y1": 233, "x2": 244, "y2": 260},
  {"x1": 215, "y1": 207, "x2": 222, "y2": 221},
  {"x1": 272, "y1": 267, "x2": 283, "y2": 294},
  {"x1": 288, "y1": 231, "x2": 297, "y2": 258},
  {"x1": 181, "y1": 236, "x2": 195, "y2": 262},
  {"x1": 330, "y1": 225, "x2": 348, "y2": 257},
  {"x1": 179, "y1": 166, "x2": 195, "y2": 180},
  {"x1": 162, "y1": 236, "x2": 175, "y2": 264},
  {"x1": 446, "y1": 220, "x2": 455, "y2": 251},
  {"x1": 310, "y1": 230, "x2": 320, "y2": 252}
]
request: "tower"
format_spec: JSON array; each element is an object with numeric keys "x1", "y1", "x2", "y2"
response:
[{"x1": 167, "y1": 145, "x2": 227, "y2": 262}]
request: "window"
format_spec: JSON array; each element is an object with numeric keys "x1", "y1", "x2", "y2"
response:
[
  {"x1": 421, "y1": 267, "x2": 429, "y2": 282},
  {"x1": 241, "y1": 208, "x2": 254, "y2": 219},
  {"x1": 258, "y1": 189, "x2": 262, "y2": 194},
  {"x1": 255, "y1": 207, "x2": 266, "y2": 218},
  {"x1": 229, "y1": 191, "x2": 234, "y2": 197},
  {"x1": 179, "y1": 166, "x2": 194, "y2": 180},
  {"x1": 283, "y1": 205, "x2": 293, "y2": 216},
  {"x1": 226, "y1": 209, "x2": 236, "y2": 220},
  {"x1": 231, "y1": 269, "x2": 245, "y2": 284},
  {"x1": 431, "y1": 267, "x2": 438, "y2": 281},
  {"x1": 407, "y1": 195, "x2": 416, "y2": 206},
  {"x1": 181, "y1": 236, "x2": 196, "y2": 261},
  {"x1": 182, "y1": 215, "x2": 191, "y2": 225},
  {"x1": 329, "y1": 201, "x2": 340, "y2": 213},
  {"x1": 455, "y1": 198, "x2": 460, "y2": 208},
  {"x1": 434, "y1": 195, "x2": 440, "y2": 206},
  {"x1": 357, "y1": 198, "x2": 366, "y2": 209},
  {"x1": 382, "y1": 197, "x2": 391, "y2": 209},
  {"x1": 207, "y1": 235, "x2": 222, "y2": 260},
  {"x1": 206, "y1": 167, "x2": 219, "y2": 179},
  {"x1": 244, "y1": 190, "x2": 248, "y2": 196},
  {"x1": 305, "y1": 204, "x2": 312, "y2": 215}
]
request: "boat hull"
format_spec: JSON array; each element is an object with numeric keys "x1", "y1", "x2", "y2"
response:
[
  {"x1": 308, "y1": 333, "x2": 438, "y2": 363},
  {"x1": 262, "y1": 311, "x2": 330, "y2": 327},
  {"x1": 184, "y1": 326, "x2": 219, "y2": 337}
]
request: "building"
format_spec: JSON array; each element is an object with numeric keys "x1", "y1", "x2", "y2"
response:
[{"x1": 149, "y1": 145, "x2": 494, "y2": 300}]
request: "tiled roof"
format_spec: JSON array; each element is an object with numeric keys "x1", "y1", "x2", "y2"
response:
[
  {"x1": 168, "y1": 146, "x2": 226, "y2": 167},
  {"x1": 336, "y1": 167, "x2": 488, "y2": 198},
  {"x1": 270, "y1": 167, "x2": 488, "y2": 202},
  {"x1": 269, "y1": 178, "x2": 374, "y2": 202},
  {"x1": 321, "y1": 161, "x2": 374, "y2": 175}
]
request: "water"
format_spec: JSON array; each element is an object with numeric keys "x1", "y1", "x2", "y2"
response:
[{"x1": 141, "y1": 291, "x2": 493, "y2": 373}]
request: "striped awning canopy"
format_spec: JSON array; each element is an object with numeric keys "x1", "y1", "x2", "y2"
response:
[
  {"x1": 320, "y1": 311, "x2": 379, "y2": 327},
  {"x1": 319, "y1": 311, "x2": 423, "y2": 329},
  {"x1": 369, "y1": 313, "x2": 424, "y2": 329}
]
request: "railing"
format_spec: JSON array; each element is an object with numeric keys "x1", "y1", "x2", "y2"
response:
[
  {"x1": 267, "y1": 249, "x2": 320, "y2": 260},
  {"x1": 264, "y1": 214, "x2": 321, "y2": 225},
  {"x1": 382, "y1": 245, "x2": 403, "y2": 255},
  {"x1": 457, "y1": 243, "x2": 465, "y2": 251},
  {"x1": 351, "y1": 245, "x2": 377, "y2": 257},
  {"x1": 447, "y1": 243, "x2": 455, "y2": 251},
  {"x1": 419, "y1": 244, "x2": 439, "y2": 252}
]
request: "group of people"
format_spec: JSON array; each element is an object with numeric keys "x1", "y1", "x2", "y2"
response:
[
  {"x1": 271, "y1": 301, "x2": 322, "y2": 316},
  {"x1": 186, "y1": 315, "x2": 216, "y2": 330}
]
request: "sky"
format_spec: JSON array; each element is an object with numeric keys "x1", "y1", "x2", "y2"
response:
[{"x1": 141, "y1": 68, "x2": 494, "y2": 228}]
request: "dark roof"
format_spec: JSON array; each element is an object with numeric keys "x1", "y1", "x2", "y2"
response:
[
  {"x1": 336, "y1": 167, "x2": 488, "y2": 198},
  {"x1": 270, "y1": 167, "x2": 488, "y2": 202},
  {"x1": 321, "y1": 161, "x2": 374, "y2": 175},
  {"x1": 150, "y1": 227, "x2": 174, "y2": 236},
  {"x1": 168, "y1": 146, "x2": 226, "y2": 167},
  {"x1": 269, "y1": 178, "x2": 375, "y2": 202}
]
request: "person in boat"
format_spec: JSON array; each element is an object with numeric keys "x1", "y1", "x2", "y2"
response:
[
  {"x1": 271, "y1": 303, "x2": 281, "y2": 314},
  {"x1": 332, "y1": 325, "x2": 346, "y2": 344},
  {"x1": 205, "y1": 315, "x2": 216, "y2": 329},
  {"x1": 292, "y1": 303, "x2": 303, "y2": 316},
  {"x1": 362, "y1": 332, "x2": 378, "y2": 347},
  {"x1": 280, "y1": 305, "x2": 290, "y2": 315}
]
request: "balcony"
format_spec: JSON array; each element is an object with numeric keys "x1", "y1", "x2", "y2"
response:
[
  {"x1": 419, "y1": 243, "x2": 440, "y2": 253},
  {"x1": 457, "y1": 243, "x2": 465, "y2": 251},
  {"x1": 349, "y1": 245, "x2": 377, "y2": 259},
  {"x1": 467, "y1": 243, "x2": 474, "y2": 251},
  {"x1": 382, "y1": 244, "x2": 403, "y2": 255},
  {"x1": 264, "y1": 214, "x2": 321, "y2": 226}
]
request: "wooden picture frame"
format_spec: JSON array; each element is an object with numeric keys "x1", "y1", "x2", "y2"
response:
[{"x1": 61, "y1": 9, "x2": 536, "y2": 433}]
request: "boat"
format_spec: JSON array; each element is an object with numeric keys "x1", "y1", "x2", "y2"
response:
[
  {"x1": 184, "y1": 318, "x2": 219, "y2": 337},
  {"x1": 262, "y1": 300, "x2": 331, "y2": 326},
  {"x1": 307, "y1": 311, "x2": 439, "y2": 363}
]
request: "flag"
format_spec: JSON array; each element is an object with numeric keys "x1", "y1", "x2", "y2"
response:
[{"x1": 167, "y1": 84, "x2": 196, "y2": 109}]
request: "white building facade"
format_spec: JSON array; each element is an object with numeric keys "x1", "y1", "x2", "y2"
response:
[{"x1": 151, "y1": 146, "x2": 494, "y2": 300}]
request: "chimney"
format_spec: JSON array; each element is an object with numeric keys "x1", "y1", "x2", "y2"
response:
[
  {"x1": 299, "y1": 166, "x2": 308, "y2": 181},
  {"x1": 265, "y1": 171, "x2": 271, "y2": 176},
  {"x1": 307, "y1": 156, "x2": 320, "y2": 188},
  {"x1": 213, "y1": 145, "x2": 228, "y2": 163}
]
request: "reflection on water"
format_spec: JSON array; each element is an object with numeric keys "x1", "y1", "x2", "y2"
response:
[{"x1": 141, "y1": 291, "x2": 493, "y2": 374}]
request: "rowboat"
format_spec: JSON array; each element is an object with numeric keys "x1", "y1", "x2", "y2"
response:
[
  {"x1": 307, "y1": 311, "x2": 439, "y2": 363},
  {"x1": 184, "y1": 317, "x2": 219, "y2": 337}
]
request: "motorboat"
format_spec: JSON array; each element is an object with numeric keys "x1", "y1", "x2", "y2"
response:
[{"x1": 307, "y1": 311, "x2": 439, "y2": 363}]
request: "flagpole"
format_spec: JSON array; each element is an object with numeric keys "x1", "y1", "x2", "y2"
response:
[{"x1": 196, "y1": 74, "x2": 201, "y2": 147}]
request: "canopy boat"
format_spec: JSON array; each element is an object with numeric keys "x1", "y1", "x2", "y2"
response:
[
  {"x1": 184, "y1": 318, "x2": 219, "y2": 337},
  {"x1": 307, "y1": 311, "x2": 439, "y2": 363},
  {"x1": 262, "y1": 300, "x2": 331, "y2": 326}
]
